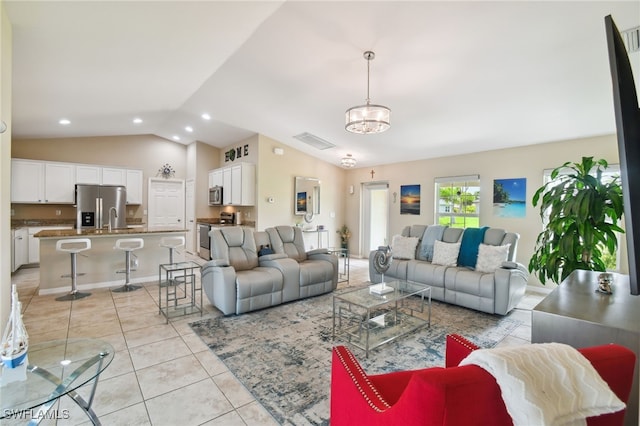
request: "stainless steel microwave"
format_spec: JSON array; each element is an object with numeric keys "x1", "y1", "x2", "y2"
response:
[{"x1": 209, "y1": 186, "x2": 223, "y2": 205}]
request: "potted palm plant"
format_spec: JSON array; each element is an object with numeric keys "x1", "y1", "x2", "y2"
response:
[{"x1": 529, "y1": 156, "x2": 624, "y2": 285}]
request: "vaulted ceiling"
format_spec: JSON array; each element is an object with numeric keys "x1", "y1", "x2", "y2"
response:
[{"x1": 5, "y1": 1, "x2": 640, "y2": 168}]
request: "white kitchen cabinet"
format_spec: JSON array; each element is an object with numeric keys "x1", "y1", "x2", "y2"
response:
[
  {"x1": 11, "y1": 159, "x2": 45, "y2": 203},
  {"x1": 76, "y1": 165, "x2": 102, "y2": 184},
  {"x1": 12, "y1": 228, "x2": 28, "y2": 272},
  {"x1": 126, "y1": 169, "x2": 143, "y2": 204},
  {"x1": 222, "y1": 167, "x2": 232, "y2": 205},
  {"x1": 230, "y1": 163, "x2": 255, "y2": 206},
  {"x1": 210, "y1": 169, "x2": 223, "y2": 188},
  {"x1": 28, "y1": 226, "x2": 73, "y2": 264},
  {"x1": 11, "y1": 160, "x2": 75, "y2": 204},
  {"x1": 44, "y1": 162, "x2": 76, "y2": 203},
  {"x1": 212, "y1": 163, "x2": 255, "y2": 206},
  {"x1": 12, "y1": 159, "x2": 144, "y2": 205},
  {"x1": 102, "y1": 167, "x2": 127, "y2": 186}
]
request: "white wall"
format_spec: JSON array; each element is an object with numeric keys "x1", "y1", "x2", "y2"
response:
[
  {"x1": 256, "y1": 134, "x2": 345, "y2": 241},
  {"x1": 1, "y1": 1, "x2": 12, "y2": 333}
]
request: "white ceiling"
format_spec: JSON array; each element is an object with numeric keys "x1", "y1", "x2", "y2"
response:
[{"x1": 5, "y1": 1, "x2": 640, "y2": 168}]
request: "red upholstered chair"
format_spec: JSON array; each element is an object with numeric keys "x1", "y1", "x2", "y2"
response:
[{"x1": 330, "y1": 334, "x2": 635, "y2": 426}]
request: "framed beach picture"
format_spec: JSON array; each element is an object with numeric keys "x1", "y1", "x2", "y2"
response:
[
  {"x1": 493, "y1": 178, "x2": 526, "y2": 218},
  {"x1": 296, "y1": 191, "x2": 307, "y2": 214},
  {"x1": 400, "y1": 184, "x2": 420, "y2": 215}
]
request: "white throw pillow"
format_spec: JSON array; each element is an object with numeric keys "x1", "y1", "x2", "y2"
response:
[
  {"x1": 391, "y1": 235, "x2": 419, "y2": 260},
  {"x1": 475, "y1": 243, "x2": 511, "y2": 273},
  {"x1": 431, "y1": 240, "x2": 461, "y2": 266}
]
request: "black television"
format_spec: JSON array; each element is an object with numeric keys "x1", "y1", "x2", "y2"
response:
[{"x1": 605, "y1": 15, "x2": 640, "y2": 295}]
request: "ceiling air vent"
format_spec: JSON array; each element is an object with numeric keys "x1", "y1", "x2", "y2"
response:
[
  {"x1": 293, "y1": 132, "x2": 335, "y2": 150},
  {"x1": 622, "y1": 26, "x2": 640, "y2": 53}
]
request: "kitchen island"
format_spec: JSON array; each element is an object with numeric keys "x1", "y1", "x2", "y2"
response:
[{"x1": 35, "y1": 227, "x2": 189, "y2": 295}]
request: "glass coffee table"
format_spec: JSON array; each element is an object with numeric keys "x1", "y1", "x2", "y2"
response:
[
  {"x1": 332, "y1": 280, "x2": 431, "y2": 357},
  {"x1": 0, "y1": 338, "x2": 114, "y2": 425}
]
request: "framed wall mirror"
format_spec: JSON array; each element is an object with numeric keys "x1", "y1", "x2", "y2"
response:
[{"x1": 294, "y1": 176, "x2": 320, "y2": 219}]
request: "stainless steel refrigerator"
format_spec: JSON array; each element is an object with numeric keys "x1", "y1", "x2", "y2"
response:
[{"x1": 75, "y1": 184, "x2": 127, "y2": 230}]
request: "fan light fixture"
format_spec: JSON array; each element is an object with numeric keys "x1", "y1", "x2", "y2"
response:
[
  {"x1": 345, "y1": 51, "x2": 390, "y2": 134},
  {"x1": 341, "y1": 154, "x2": 356, "y2": 168}
]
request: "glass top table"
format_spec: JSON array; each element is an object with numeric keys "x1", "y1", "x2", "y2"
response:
[
  {"x1": 332, "y1": 280, "x2": 431, "y2": 357},
  {"x1": 1, "y1": 338, "x2": 114, "y2": 425}
]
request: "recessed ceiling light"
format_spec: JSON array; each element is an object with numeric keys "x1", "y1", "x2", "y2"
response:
[
  {"x1": 172, "y1": 135, "x2": 180, "y2": 141},
  {"x1": 185, "y1": 126, "x2": 193, "y2": 133},
  {"x1": 201, "y1": 113, "x2": 211, "y2": 120},
  {"x1": 58, "y1": 118, "x2": 71, "y2": 125},
  {"x1": 133, "y1": 117, "x2": 143, "y2": 124}
]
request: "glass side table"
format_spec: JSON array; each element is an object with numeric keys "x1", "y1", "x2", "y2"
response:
[
  {"x1": 0, "y1": 338, "x2": 114, "y2": 425},
  {"x1": 328, "y1": 247, "x2": 350, "y2": 283},
  {"x1": 158, "y1": 261, "x2": 203, "y2": 323}
]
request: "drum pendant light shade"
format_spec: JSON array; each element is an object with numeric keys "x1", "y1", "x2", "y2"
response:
[{"x1": 345, "y1": 51, "x2": 391, "y2": 134}]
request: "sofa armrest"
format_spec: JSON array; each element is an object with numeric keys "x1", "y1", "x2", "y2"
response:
[
  {"x1": 201, "y1": 263, "x2": 237, "y2": 315},
  {"x1": 307, "y1": 248, "x2": 329, "y2": 256},
  {"x1": 259, "y1": 253, "x2": 287, "y2": 262},
  {"x1": 308, "y1": 252, "x2": 340, "y2": 287},
  {"x1": 445, "y1": 334, "x2": 480, "y2": 367},
  {"x1": 331, "y1": 345, "x2": 394, "y2": 422},
  {"x1": 493, "y1": 263, "x2": 528, "y2": 315},
  {"x1": 203, "y1": 258, "x2": 229, "y2": 268}
]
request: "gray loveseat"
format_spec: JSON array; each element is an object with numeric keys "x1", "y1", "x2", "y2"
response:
[
  {"x1": 369, "y1": 225, "x2": 528, "y2": 315},
  {"x1": 201, "y1": 226, "x2": 337, "y2": 315}
]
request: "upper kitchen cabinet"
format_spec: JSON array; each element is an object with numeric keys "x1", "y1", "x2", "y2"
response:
[
  {"x1": 45, "y1": 162, "x2": 76, "y2": 203},
  {"x1": 208, "y1": 163, "x2": 255, "y2": 206},
  {"x1": 76, "y1": 165, "x2": 102, "y2": 184},
  {"x1": 11, "y1": 159, "x2": 144, "y2": 205},
  {"x1": 209, "y1": 169, "x2": 223, "y2": 189},
  {"x1": 11, "y1": 159, "x2": 75, "y2": 203},
  {"x1": 11, "y1": 159, "x2": 44, "y2": 203},
  {"x1": 126, "y1": 169, "x2": 143, "y2": 205},
  {"x1": 230, "y1": 163, "x2": 255, "y2": 206},
  {"x1": 211, "y1": 162, "x2": 255, "y2": 206},
  {"x1": 103, "y1": 167, "x2": 142, "y2": 204},
  {"x1": 102, "y1": 167, "x2": 127, "y2": 186}
]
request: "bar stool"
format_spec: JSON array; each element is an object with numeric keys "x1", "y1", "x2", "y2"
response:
[
  {"x1": 112, "y1": 238, "x2": 144, "y2": 293},
  {"x1": 55, "y1": 238, "x2": 92, "y2": 301},
  {"x1": 160, "y1": 236, "x2": 185, "y2": 264}
]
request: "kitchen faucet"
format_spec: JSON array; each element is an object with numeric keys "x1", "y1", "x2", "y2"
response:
[{"x1": 108, "y1": 207, "x2": 118, "y2": 232}]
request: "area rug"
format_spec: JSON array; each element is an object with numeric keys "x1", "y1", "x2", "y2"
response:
[{"x1": 190, "y1": 291, "x2": 522, "y2": 425}]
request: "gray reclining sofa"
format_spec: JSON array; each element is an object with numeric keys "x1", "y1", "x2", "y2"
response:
[
  {"x1": 369, "y1": 225, "x2": 528, "y2": 315},
  {"x1": 201, "y1": 226, "x2": 337, "y2": 315}
]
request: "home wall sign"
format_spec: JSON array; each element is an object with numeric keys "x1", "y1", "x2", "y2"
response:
[{"x1": 225, "y1": 144, "x2": 249, "y2": 162}]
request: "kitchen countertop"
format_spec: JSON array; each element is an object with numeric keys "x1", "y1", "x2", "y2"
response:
[
  {"x1": 34, "y1": 227, "x2": 187, "y2": 238},
  {"x1": 196, "y1": 218, "x2": 255, "y2": 227},
  {"x1": 12, "y1": 218, "x2": 144, "y2": 229}
]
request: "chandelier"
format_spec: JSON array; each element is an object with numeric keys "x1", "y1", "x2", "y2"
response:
[
  {"x1": 345, "y1": 51, "x2": 391, "y2": 134},
  {"x1": 341, "y1": 154, "x2": 356, "y2": 168}
]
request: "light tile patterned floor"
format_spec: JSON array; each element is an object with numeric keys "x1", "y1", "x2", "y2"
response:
[{"x1": 6, "y1": 255, "x2": 543, "y2": 425}]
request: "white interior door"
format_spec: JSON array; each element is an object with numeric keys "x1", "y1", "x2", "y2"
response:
[
  {"x1": 185, "y1": 179, "x2": 196, "y2": 253},
  {"x1": 148, "y1": 179, "x2": 185, "y2": 229},
  {"x1": 362, "y1": 182, "x2": 389, "y2": 253}
]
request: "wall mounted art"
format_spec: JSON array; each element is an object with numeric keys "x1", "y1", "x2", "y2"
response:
[
  {"x1": 400, "y1": 184, "x2": 421, "y2": 215},
  {"x1": 493, "y1": 178, "x2": 526, "y2": 218}
]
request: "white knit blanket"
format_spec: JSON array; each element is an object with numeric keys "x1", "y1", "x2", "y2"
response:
[{"x1": 460, "y1": 343, "x2": 625, "y2": 426}]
